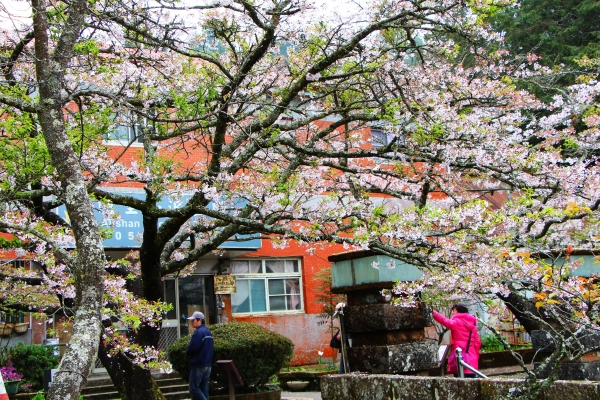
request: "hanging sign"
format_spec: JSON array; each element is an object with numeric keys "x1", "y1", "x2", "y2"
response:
[{"x1": 214, "y1": 275, "x2": 237, "y2": 294}]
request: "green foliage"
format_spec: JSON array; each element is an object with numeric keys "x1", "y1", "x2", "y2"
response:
[
  {"x1": 32, "y1": 392, "x2": 45, "y2": 400},
  {"x1": 312, "y1": 268, "x2": 346, "y2": 329},
  {"x1": 0, "y1": 236, "x2": 27, "y2": 249},
  {"x1": 490, "y1": 0, "x2": 600, "y2": 69},
  {"x1": 31, "y1": 392, "x2": 84, "y2": 400},
  {"x1": 8, "y1": 343, "x2": 60, "y2": 390},
  {"x1": 480, "y1": 334, "x2": 506, "y2": 352},
  {"x1": 488, "y1": 0, "x2": 600, "y2": 99},
  {"x1": 166, "y1": 335, "x2": 190, "y2": 382},
  {"x1": 74, "y1": 40, "x2": 100, "y2": 56},
  {"x1": 0, "y1": 112, "x2": 53, "y2": 191},
  {"x1": 168, "y1": 322, "x2": 294, "y2": 389}
]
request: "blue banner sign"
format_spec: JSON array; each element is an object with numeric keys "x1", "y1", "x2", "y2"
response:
[{"x1": 55, "y1": 192, "x2": 261, "y2": 249}]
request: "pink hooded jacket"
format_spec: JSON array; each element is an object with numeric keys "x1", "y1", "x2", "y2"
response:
[{"x1": 433, "y1": 310, "x2": 481, "y2": 373}]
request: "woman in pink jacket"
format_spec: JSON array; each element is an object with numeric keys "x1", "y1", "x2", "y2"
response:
[{"x1": 433, "y1": 303, "x2": 481, "y2": 377}]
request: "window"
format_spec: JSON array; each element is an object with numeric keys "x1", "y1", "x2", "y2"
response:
[
  {"x1": 371, "y1": 128, "x2": 405, "y2": 149},
  {"x1": 371, "y1": 127, "x2": 406, "y2": 163},
  {"x1": 103, "y1": 111, "x2": 154, "y2": 146},
  {"x1": 230, "y1": 259, "x2": 303, "y2": 314},
  {"x1": 10, "y1": 259, "x2": 28, "y2": 268},
  {"x1": 103, "y1": 124, "x2": 144, "y2": 145}
]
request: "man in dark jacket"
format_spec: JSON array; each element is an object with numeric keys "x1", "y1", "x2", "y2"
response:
[{"x1": 186, "y1": 311, "x2": 214, "y2": 400}]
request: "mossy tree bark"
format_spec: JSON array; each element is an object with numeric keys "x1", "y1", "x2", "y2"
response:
[{"x1": 31, "y1": 0, "x2": 106, "y2": 398}]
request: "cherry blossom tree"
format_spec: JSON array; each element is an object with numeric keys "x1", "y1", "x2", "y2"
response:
[{"x1": 1, "y1": 0, "x2": 598, "y2": 398}]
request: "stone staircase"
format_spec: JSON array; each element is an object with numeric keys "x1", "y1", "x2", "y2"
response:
[{"x1": 81, "y1": 371, "x2": 190, "y2": 400}]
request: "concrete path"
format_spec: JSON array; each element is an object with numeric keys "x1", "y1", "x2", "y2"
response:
[
  {"x1": 282, "y1": 391, "x2": 322, "y2": 400},
  {"x1": 180, "y1": 391, "x2": 322, "y2": 400}
]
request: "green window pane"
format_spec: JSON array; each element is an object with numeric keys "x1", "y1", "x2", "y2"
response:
[
  {"x1": 249, "y1": 280, "x2": 267, "y2": 312},
  {"x1": 268, "y1": 279, "x2": 285, "y2": 295},
  {"x1": 269, "y1": 296, "x2": 287, "y2": 311}
]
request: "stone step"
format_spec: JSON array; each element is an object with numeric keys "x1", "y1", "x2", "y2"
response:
[
  {"x1": 85, "y1": 377, "x2": 185, "y2": 388},
  {"x1": 83, "y1": 390, "x2": 191, "y2": 400},
  {"x1": 83, "y1": 382, "x2": 188, "y2": 395},
  {"x1": 480, "y1": 365, "x2": 531, "y2": 377},
  {"x1": 81, "y1": 373, "x2": 189, "y2": 400}
]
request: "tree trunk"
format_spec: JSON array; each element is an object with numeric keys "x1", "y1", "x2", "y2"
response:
[
  {"x1": 31, "y1": 0, "x2": 105, "y2": 398},
  {"x1": 497, "y1": 290, "x2": 549, "y2": 333},
  {"x1": 99, "y1": 341, "x2": 167, "y2": 400}
]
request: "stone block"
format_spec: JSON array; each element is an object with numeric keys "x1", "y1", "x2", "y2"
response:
[
  {"x1": 343, "y1": 303, "x2": 433, "y2": 332},
  {"x1": 320, "y1": 375, "x2": 600, "y2": 400},
  {"x1": 346, "y1": 289, "x2": 385, "y2": 305},
  {"x1": 478, "y1": 379, "x2": 520, "y2": 399},
  {"x1": 320, "y1": 374, "x2": 393, "y2": 400},
  {"x1": 531, "y1": 329, "x2": 600, "y2": 353},
  {"x1": 349, "y1": 375, "x2": 394, "y2": 400},
  {"x1": 536, "y1": 379, "x2": 600, "y2": 400},
  {"x1": 534, "y1": 360, "x2": 600, "y2": 380},
  {"x1": 390, "y1": 375, "x2": 436, "y2": 400},
  {"x1": 350, "y1": 329, "x2": 425, "y2": 347},
  {"x1": 348, "y1": 341, "x2": 438, "y2": 373},
  {"x1": 531, "y1": 330, "x2": 556, "y2": 352}
]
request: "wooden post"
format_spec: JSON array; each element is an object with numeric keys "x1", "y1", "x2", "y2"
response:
[{"x1": 217, "y1": 360, "x2": 244, "y2": 400}]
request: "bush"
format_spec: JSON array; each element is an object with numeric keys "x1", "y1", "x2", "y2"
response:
[
  {"x1": 167, "y1": 336, "x2": 190, "y2": 381},
  {"x1": 168, "y1": 322, "x2": 294, "y2": 389},
  {"x1": 480, "y1": 334, "x2": 506, "y2": 352},
  {"x1": 8, "y1": 343, "x2": 59, "y2": 390}
]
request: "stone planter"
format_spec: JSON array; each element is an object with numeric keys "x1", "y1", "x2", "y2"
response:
[
  {"x1": 211, "y1": 387, "x2": 282, "y2": 400},
  {"x1": 286, "y1": 381, "x2": 310, "y2": 391},
  {"x1": 278, "y1": 370, "x2": 335, "y2": 391}
]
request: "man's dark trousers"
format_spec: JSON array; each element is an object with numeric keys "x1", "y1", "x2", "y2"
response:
[{"x1": 189, "y1": 366, "x2": 211, "y2": 400}]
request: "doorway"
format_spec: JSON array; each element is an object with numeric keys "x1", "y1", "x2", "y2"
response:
[{"x1": 163, "y1": 276, "x2": 216, "y2": 339}]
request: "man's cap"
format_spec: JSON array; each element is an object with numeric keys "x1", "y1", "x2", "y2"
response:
[{"x1": 187, "y1": 311, "x2": 205, "y2": 320}]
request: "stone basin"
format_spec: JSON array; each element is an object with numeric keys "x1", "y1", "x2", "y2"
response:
[{"x1": 286, "y1": 381, "x2": 310, "y2": 391}]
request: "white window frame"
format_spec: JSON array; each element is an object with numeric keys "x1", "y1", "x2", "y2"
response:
[
  {"x1": 370, "y1": 127, "x2": 408, "y2": 164},
  {"x1": 371, "y1": 128, "x2": 393, "y2": 149},
  {"x1": 103, "y1": 123, "x2": 144, "y2": 146},
  {"x1": 371, "y1": 128, "x2": 406, "y2": 150},
  {"x1": 103, "y1": 112, "x2": 152, "y2": 146},
  {"x1": 230, "y1": 258, "x2": 304, "y2": 315}
]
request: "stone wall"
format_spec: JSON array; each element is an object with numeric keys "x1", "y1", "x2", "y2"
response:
[{"x1": 321, "y1": 374, "x2": 600, "y2": 400}]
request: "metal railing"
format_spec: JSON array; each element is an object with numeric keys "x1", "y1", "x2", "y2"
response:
[{"x1": 456, "y1": 348, "x2": 489, "y2": 379}]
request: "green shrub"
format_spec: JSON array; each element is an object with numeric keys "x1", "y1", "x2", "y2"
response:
[
  {"x1": 480, "y1": 334, "x2": 506, "y2": 352},
  {"x1": 167, "y1": 335, "x2": 190, "y2": 381},
  {"x1": 168, "y1": 322, "x2": 294, "y2": 389},
  {"x1": 8, "y1": 343, "x2": 59, "y2": 390}
]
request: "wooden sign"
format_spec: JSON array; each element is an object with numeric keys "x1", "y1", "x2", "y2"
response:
[{"x1": 214, "y1": 275, "x2": 236, "y2": 294}]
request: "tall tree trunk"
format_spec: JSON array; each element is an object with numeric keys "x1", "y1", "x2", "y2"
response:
[
  {"x1": 497, "y1": 290, "x2": 549, "y2": 333},
  {"x1": 31, "y1": 0, "x2": 105, "y2": 398},
  {"x1": 99, "y1": 341, "x2": 167, "y2": 400}
]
